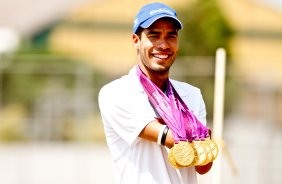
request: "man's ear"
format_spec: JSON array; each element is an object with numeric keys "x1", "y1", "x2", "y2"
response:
[{"x1": 132, "y1": 34, "x2": 140, "y2": 49}]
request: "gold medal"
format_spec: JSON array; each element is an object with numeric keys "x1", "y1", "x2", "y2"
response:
[
  {"x1": 208, "y1": 139, "x2": 219, "y2": 161},
  {"x1": 200, "y1": 140, "x2": 213, "y2": 165},
  {"x1": 192, "y1": 140, "x2": 207, "y2": 166},
  {"x1": 168, "y1": 147, "x2": 183, "y2": 169},
  {"x1": 173, "y1": 141, "x2": 195, "y2": 166}
]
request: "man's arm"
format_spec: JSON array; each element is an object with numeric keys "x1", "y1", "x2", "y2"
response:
[
  {"x1": 138, "y1": 120, "x2": 174, "y2": 148},
  {"x1": 139, "y1": 121, "x2": 213, "y2": 174}
]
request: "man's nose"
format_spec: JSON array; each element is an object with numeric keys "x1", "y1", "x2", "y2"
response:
[{"x1": 157, "y1": 38, "x2": 170, "y2": 50}]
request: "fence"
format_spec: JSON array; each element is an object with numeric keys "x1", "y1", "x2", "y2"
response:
[{"x1": 0, "y1": 55, "x2": 104, "y2": 142}]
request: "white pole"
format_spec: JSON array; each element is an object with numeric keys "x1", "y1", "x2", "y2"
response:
[
  {"x1": 212, "y1": 48, "x2": 226, "y2": 184},
  {"x1": 0, "y1": 27, "x2": 20, "y2": 108}
]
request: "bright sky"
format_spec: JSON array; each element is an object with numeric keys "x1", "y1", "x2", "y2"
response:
[{"x1": 255, "y1": 0, "x2": 282, "y2": 11}]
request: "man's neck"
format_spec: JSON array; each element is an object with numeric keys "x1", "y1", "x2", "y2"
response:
[
  {"x1": 137, "y1": 64, "x2": 169, "y2": 90},
  {"x1": 147, "y1": 73, "x2": 168, "y2": 91}
]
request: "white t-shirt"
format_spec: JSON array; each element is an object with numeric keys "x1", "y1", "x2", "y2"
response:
[{"x1": 98, "y1": 66, "x2": 207, "y2": 184}]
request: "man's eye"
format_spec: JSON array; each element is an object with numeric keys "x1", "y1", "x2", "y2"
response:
[
  {"x1": 148, "y1": 35, "x2": 158, "y2": 38},
  {"x1": 168, "y1": 35, "x2": 177, "y2": 39}
]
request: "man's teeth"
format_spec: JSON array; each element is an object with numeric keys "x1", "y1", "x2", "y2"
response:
[{"x1": 154, "y1": 54, "x2": 169, "y2": 59}]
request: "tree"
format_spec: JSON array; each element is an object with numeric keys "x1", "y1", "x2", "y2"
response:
[
  {"x1": 177, "y1": 0, "x2": 233, "y2": 56},
  {"x1": 174, "y1": 0, "x2": 235, "y2": 120}
]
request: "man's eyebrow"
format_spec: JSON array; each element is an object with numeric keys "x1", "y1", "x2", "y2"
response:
[
  {"x1": 147, "y1": 30, "x2": 160, "y2": 35},
  {"x1": 146, "y1": 30, "x2": 178, "y2": 35},
  {"x1": 167, "y1": 31, "x2": 178, "y2": 35}
]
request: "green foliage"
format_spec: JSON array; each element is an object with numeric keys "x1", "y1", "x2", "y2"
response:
[
  {"x1": 2, "y1": 57, "x2": 77, "y2": 111},
  {"x1": 174, "y1": 0, "x2": 235, "y2": 120},
  {"x1": 177, "y1": 0, "x2": 234, "y2": 56},
  {"x1": 3, "y1": 73, "x2": 45, "y2": 109}
]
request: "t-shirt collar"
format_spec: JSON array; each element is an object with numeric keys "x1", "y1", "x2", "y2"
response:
[{"x1": 129, "y1": 65, "x2": 188, "y2": 97}]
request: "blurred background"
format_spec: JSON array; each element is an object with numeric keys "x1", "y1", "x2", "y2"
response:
[{"x1": 0, "y1": 0, "x2": 282, "y2": 183}]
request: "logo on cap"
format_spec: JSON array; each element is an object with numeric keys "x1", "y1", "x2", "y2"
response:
[
  {"x1": 150, "y1": 8, "x2": 174, "y2": 16},
  {"x1": 133, "y1": 2, "x2": 183, "y2": 33}
]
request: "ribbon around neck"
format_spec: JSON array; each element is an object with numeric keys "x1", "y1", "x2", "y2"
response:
[{"x1": 136, "y1": 65, "x2": 209, "y2": 143}]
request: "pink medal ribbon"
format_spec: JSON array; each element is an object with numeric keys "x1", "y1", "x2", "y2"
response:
[
  {"x1": 136, "y1": 66, "x2": 209, "y2": 143},
  {"x1": 167, "y1": 83, "x2": 209, "y2": 140}
]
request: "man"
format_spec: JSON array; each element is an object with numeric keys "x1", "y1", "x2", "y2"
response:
[{"x1": 98, "y1": 2, "x2": 212, "y2": 184}]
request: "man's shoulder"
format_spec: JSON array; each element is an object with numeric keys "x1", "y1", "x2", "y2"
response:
[
  {"x1": 100, "y1": 75, "x2": 130, "y2": 93},
  {"x1": 170, "y1": 79, "x2": 201, "y2": 94},
  {"x1": 99, "y1": 70, "x2": 141, "y2": 99}
]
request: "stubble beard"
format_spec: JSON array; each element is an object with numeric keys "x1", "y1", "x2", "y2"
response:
[{"x1": 140, "y1": 54, "x2": 175, "y2": 75}]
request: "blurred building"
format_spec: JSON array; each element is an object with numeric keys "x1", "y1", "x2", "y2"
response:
[
  {"x1": 0, "y1": 0, "x2": 103, "y2": 142},
  {"x1": 0, "y1": 0, "x2": 282, "y2": 183},
  {"x1": 48, "y1": 0, "x2": 189, "y2": 75},
  {"x1": 47, "y1": 1, "x2": 282, "y2": 184},
  {"x1": 0, "y1": 0, "x2": 94, "y2": 37},
  {"x1": 218, "y1": 0, "x2": 282, "y2": 125},
  {"x1": 219, "y1": 0, "x2": 282, "y2": 83},
  {"x1": 48, "y1": 0, "x2": 282, "y2": 124}
]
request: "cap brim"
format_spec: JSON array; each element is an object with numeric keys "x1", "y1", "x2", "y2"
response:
[{"x1": 140, "y1": 15, "x2": 183, "y2": 30}]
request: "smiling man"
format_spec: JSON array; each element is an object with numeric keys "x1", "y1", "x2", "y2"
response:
[
  {"x1": 133, "y1": 18, "x2": 179, "y2": 90},
  {"x1": 98, "y1": 2, "x2": 212, "y2": 184}
]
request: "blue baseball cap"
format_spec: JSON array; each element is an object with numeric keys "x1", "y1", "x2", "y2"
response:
[{"x1": 133, "y1": 2, "x2": 183, "y2": 33}]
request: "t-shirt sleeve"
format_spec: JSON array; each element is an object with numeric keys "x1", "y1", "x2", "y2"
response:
[
  {"x1": 196, "y1": 91, "x2": 207, "y2": 126},
  {"x1": 98, "y1": 84, "x2": 155, "y2": 146}
]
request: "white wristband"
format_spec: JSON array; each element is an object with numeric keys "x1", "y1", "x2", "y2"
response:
[{"x1": 157, "y1": 125, "x2": 167, "y2": 145}]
